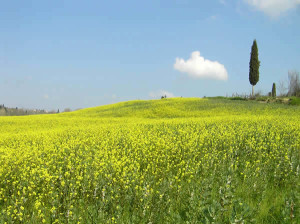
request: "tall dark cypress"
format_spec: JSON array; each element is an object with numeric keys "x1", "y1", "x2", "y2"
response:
[
  {"x1": 272, "y1": 83, "x2": 276, "y2": 97},
  {"x1": 249, "y1": 39, "x2": 260, "y2": 96}
]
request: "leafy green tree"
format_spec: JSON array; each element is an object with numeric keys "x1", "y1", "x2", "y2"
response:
[
  {"x1": 272, "y1": 83, "x2": 276, "y2": 97},
  {"x1": 249, "y1": 39, "x2": 260, "y2": 96}
]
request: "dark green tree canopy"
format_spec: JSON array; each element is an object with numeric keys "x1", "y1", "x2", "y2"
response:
[
  {"x1": 272, "y1": 83, "x2": 276, "y2": 97},
  {"x1": 249, "y1": 39, "x2": 260, "y2": 86}
]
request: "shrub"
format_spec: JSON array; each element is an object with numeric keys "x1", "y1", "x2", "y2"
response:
[
  {"x1": 230, "y1": 97, "x2": 247, "y2": 101},
  {"x1": 289, "y1": 97, "x2": 300, "y2": 105}
]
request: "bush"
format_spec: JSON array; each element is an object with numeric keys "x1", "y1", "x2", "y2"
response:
[
  {"x1": 207, "y1": 96, "x2": 228, "y2": 100},
  {"x1": 230, "y1": 97, "x2": 247, "y2": 101},
  {"x1": 255, "y1": 96, "x2": 269, "y2": 101},
  {"x1": 289, "y1": 97, "x2": 300, "y2": 105}
]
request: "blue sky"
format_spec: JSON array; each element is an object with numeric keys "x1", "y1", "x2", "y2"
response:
[{"x1": 0, "y1": 0, "x2": 299, "y2": 110}]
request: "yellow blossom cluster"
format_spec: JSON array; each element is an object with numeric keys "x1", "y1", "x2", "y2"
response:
[{"x1": 0, "y1": 98, "x2": 299, "y2": 223}]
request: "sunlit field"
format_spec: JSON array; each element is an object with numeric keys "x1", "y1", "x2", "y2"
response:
[{"x1": 0, "y1": 98, "x2": 299, "y2": 223}]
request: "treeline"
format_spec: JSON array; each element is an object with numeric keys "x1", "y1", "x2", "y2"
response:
[
  {"x1": 248, "y1": 40, "x2": 300, "y2": 98},
  {"x1": 0, "y1": 105, "x2": 67, "y2": 116},
  {"x1": 277, "y1": 70, "x2": 300, "y2": 97}
]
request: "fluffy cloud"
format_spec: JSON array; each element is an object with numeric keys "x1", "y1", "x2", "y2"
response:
[
  {"x1": 245, "y1": 0, "x2": 300, "y2": 17},
  {"x1": 219, "y1": 0, "x2": 226, "y2": 5},
  {"x1": 174, "y1": 51, "x2": 228, "y2": 81},
  {"x1": 149, "y1": 90, "x2": 175, "y2": 98}
]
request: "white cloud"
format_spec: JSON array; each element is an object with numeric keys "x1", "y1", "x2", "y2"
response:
[
  {"x1": 244, "y1": 0, "x2": 300, "y2": 17},
  {"x1": 208, "y1": 15, "x2": 217, "y2": 20},
  {"x1": 149, "y1": 90, "x2": 176, "y2": 98},
  {"x1": 174, "y1": 51, "x2": 228, "y2": 81},
  {"x1": 43, "y1": 94, "x2": 49, "y2": 99},
  {"x1": 219, "y1": 0, "x2": 226, "y2": 5}
]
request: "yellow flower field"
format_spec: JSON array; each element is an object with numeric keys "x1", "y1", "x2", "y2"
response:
[{"x1": 0, "y1": 98, "x2": 299, "y2": 223}]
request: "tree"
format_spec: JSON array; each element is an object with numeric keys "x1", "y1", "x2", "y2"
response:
[
  {"x1": 249, "y1": 39, "x2": 260, "y2": 97},
  {"x1": 278, "y1": 79, "x2": 287, "y2": 96},
  {"x1": 287, "y1": 70, "x2": 300, "y2": 96},
  {"x1": 272, "y1": 83, "x2": 276, "y2": 97},
  {"x1": 63, "y1": 108, "x2": 72, "y2": 112}
]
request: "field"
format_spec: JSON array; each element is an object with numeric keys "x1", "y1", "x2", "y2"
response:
[{"x1": 0, "y1": 98, "x2": 299, "y2": 223}]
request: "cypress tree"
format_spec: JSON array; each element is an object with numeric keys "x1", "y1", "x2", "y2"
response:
[
  {"x1": 272, "y1": 83, "x2": 276, "y2": 97},
  {"x1": 249, "y1": 39, "x2": 260, "y2": 96}
]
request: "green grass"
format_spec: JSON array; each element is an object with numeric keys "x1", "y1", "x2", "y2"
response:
[{"x1": 66, "y1": 97, "x2": 299, "y2": 118}]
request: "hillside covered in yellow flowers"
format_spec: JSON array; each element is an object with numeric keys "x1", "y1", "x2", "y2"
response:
[{"x1": 0, "y1": 98, "x2": 299, "y2": 223}]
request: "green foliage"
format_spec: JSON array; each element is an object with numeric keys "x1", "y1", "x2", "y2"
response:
[
  {"x1": 230, "y1": 97, "x2": 247, "y2": 101},
  {"x1": 249, "y1": 39, "x2": 260, "y2": 95},
  {"x1": 206, "y1": 96, "x2": 229, "y2": 100},
  {"x1": 272, "y1": 83, "x2": 276, "y2": 97},
  {"x1": 255, "y1": 96, "x2": 269, "y2": 101},
  {"x1": 289, "y1": 97, "x2": 300, "y2": 105},
  {"x1": 0, "y1": 106, "x2": 56, "y2": 116}
]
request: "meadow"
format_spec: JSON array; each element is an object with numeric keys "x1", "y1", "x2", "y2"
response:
[{"x1": 0, "y1": 98, "x2": 299, "y2": 223}]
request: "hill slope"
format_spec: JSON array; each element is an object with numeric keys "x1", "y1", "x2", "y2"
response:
[
  {"x1": 66, "y1": 97, "x2": 299, "y2": 118},
  {"x1": 0, "y1": 97, "x2": 299, "y2": 223}
]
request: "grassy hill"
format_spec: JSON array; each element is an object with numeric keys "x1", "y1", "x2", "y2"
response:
[
  {"x1": 67, "y1": 97, "x2": 299, "y2": 118},
  {"x1": 0, "y1": 98, "x2": 299, "y2": 223}
]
